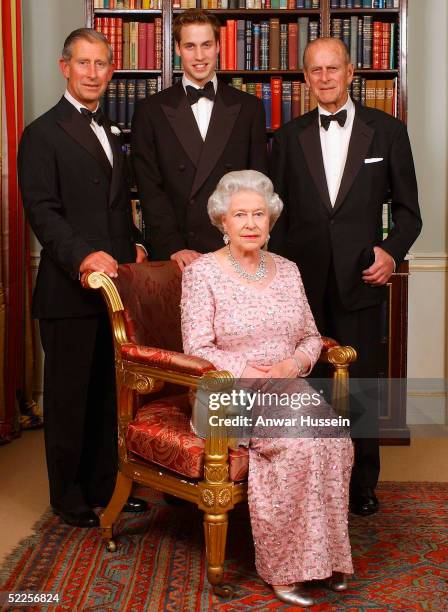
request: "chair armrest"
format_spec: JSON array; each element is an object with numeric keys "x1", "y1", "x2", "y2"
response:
[
  {"x1": 121, "y1": 343, "x2": 216, "y2": 377},
  {"x1": 319, "y1": 336, "x2": 339, "y2": 360}
]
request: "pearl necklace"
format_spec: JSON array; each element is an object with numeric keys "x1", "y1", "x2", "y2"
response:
[{"x1": 227, "y1": 245, "x2": 267, "y2": 282}]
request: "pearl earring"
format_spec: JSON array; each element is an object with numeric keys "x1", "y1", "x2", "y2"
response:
[{"x1": 223, "y1": 233, "x2": 229, "y2": 245}]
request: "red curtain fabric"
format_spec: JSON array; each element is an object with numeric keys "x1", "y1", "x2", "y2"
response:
[{"x1": 0, "y1": 0, "x2": 41, "y2": 443}]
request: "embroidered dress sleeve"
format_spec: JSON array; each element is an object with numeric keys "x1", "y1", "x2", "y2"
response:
[{"x1": 181, "y1": 263, "x2": 249, "y2": 378}]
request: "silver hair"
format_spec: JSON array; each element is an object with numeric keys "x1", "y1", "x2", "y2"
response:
[
  {"x1": 207, "y1": 170, "x2": 283, "y2": 232},
  {"x1": 62, "y1": 28, "x2": 113, "y2": 63},
  {"x1": 303, "y1": 36, "x2": 350, "y2": 70}
]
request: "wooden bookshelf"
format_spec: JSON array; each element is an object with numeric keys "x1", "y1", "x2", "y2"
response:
[{"x1": 85, "y1": 0, "x2": 410, "y2": 443}]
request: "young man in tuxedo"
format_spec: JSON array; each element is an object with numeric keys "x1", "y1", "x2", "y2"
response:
[
  {"x1": 18, "y1": 29, "x2": 148, "y2": 527},
  {"x1": 132, "y1": 9, "x2": 268, "y2": 270},
  {"x1": 270, "y1": 38, "x2": 422, "y2": 516}
]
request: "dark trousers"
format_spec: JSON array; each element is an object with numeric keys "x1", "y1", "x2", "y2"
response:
[
  {"x1": 39, "y1": 315, "x2": 117, "y2": 512},
  {"x1": 312, "y1": 266, "x2": 381, "y2": 492}
]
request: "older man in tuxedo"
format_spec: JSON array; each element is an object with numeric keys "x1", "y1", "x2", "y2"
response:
[
  {"x1": 270, "y1": 37, "x2": 422, "y2": 516},
  {"x1": 132, "y1": 9, "x2": 268, "y2": 270},
  {"x1": 18, "y1": 29, "x2": 147, "y2": 527}
]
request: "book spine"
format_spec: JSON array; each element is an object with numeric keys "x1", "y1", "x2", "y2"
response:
[
  {"x1": 271, "y1": 77, "x2": 282, "y2": 130},
  {"x1": 375, "y1": 79, "x2": 385, "y2": 111},
  {"x1": 291, "y1": 80, "x2": 300, "y2": 118},
  {"x1": 381, "y1": 22, "x2": 390, "y2": 70},
  {"x1": 155, "y1": 18, "x2": 162, "y2": 70},
  {"x1": 362, "y1": 16, "x2": 373, "y2": 69},
  {"x1": 372, "y1": 21, "x2": 382, "y2": 70},
  {"x1": 342, "y1": 18, "x2": 351, "y2": 50},
  {"x1": 350, "y1": 16, "x2": 358, "y2": 66},
  {"x1": 237, "y1": 20, "x2": 245, "y2": 70},
  {"x1": 331, "y1": 18, "x2": 342, "y2": 40},
  {"x1": 117, "y1": 79, "x2": 127, "y2": 129},
  {"x1": 219, "y1": 26, "x2": 227, "y2": 70},
  {"x1": 146, "y1": 22, "x2": 155, "y2": 70},
  {"x1": 129, "y1": 22, "x2": 138, "y2": 70},
  {"x1": 269, "y1": 18, "x2": 280, "y2": 71},
  {"x1": 260, "y1": 21, "x2": 269, "y2": 71},
  {"x1": 226, "y1": 20, "x2": 236, "y2": 71},
  {"x1": 288, "y1": 23, "x2": 298, "y2": 71},
  {"x1": 351, "y1": 75, "x2": 361, "y2": 103},
  {"x1": 308, "y1": 21, "x2": 319, "y2": 43},
  {"x1": 384, "y1": 78, "x2": 394, "y2": 115},
  {"x1": 262, "y1": 83, "x2": 272, "y2": 130},
  {"x1": 357, "y1": 17, "x2": 363, "y2": 68},
  {"x1": 245, "y1": 20, "x2": 252, "y2": 70},
  {"x1": 253, "y1": 23, "x2": 260, "y2": 71},
  {"x1": 136, "y1": 78, "x2": 147, "y2": 101},
  {"x1": 126, "y1": 79, "x2": 136, "y2": 129},
  {"x1": 107, "y1": 79, "x2": 117, "y2": 123},
  {"x1": 280, "y1": 24, "x2": 288, "y2": 71},
  {"x1": 138, "y1": 22, "x2": 147, "y2": 69},
  {"x1": 365, "y1": 79, "x2": 376, "y2": 108},
  {"x1": 281, "y1": 81, "x2": 292, "y2": 125},
  {"x1": 297, "y1": 17, "x2": 309, "y2": 70}
]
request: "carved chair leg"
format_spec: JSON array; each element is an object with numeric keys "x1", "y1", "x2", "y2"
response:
[
  {"x1": 204, "y1": 511, "x2": 234, "y2": 597},
  {"x1": 100, "y1": 471, "x2": 133, "y2": 546}
]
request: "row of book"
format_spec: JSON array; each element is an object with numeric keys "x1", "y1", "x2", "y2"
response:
[
  {"x1": 93, "y1": 0, "x2": 162, "y2": 8},
  {"x1": 173, "y1": 0, "x2": 320, "y2": 7},
  {"x1": 331, "y1": 17, "x2": 396, "y2": 69},
  {"x1": 174, "y1": 18, "x2": 319, "y2": 71},
  {"x1": 331, "y1": 0, "x2": 399, "y2": 7},
  {"x1": 353, "y1": 77, "x2": 397, "y2": 115},
  {"x1": 100, "y1": 78, "x2": 162, "y2": 128},
  {"x1": 227, "y1": 77, "x2": 317, "y2": 129},
  {"x1": 94, "y1": 18, "x2": 162, "y2": 70}
]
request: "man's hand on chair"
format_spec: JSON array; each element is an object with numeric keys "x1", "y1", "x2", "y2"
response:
[{"x1": 80, "y1": 251, "x2": 119, "y2": 278}]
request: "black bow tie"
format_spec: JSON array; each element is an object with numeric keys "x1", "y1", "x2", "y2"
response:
[
  {"x1": 80, "y1": 107, "x2": 105, "y2": 126},
  {"x1": 185, "y1": 81, "x2": 215, "y2": 105},
  {"x1": 320, "y1": 109, "x2": 347, "y2": 130}
]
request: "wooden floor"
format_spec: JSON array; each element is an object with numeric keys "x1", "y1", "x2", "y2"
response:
[{"x1": 0, "y1": 428, "x2": 447, "y2": 564}]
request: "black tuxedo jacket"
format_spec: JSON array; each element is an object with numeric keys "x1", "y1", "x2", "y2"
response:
[
  {"x1": 18, "y1": 96, "x2": 143, "y2": 319},
  {"x1": 131, "y1": 80, "x2": 268, "y2": 259},
  {"x1": 270, "y1": 103, "x2": 422, "y2": 313}
]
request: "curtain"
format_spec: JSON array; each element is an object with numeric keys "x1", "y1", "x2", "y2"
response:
[{"x1": 0, "y1": 0, "x2": 41, "y2": 444}]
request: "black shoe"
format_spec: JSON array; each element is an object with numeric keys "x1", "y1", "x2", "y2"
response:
[
  {"x1": 122, "y1": 496, "x2": 148, "y2": 513},
  {"x1": 350, "y1": 488, "x2": 379, "y2": 516},
  {"x1": 53, "y1": 508, "x2": 99, "y2": 528}
]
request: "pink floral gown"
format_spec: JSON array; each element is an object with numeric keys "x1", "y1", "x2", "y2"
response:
[{"x1": 181, "y1": 252, "x2": 353, "y2": 584}]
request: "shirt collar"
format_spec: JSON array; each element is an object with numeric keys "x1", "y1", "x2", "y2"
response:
[
  {"x1": 182, "y1": 74, "x2": 217, "y2": 94},
  {"x1": 318, "y1": 95, "x2": 354, "y2": 118},
  {"x1": 64, "y1": 89, "x2": 100, "y2": 114}
]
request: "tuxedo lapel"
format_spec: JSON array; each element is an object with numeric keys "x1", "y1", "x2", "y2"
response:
[
  {"x1": 298, "y1": 111, "x2": 332, "y2": 213},
  {"x1": 190, "y1": 84, "x2": 241, "y2": 198},
  {"x1": 56, "y1": 98, "x2": 112, "y2": 180},
  {"x1": 103, "y1": 118, "x2": 124, "y2": 206},
  {"x1": 333, "y1": 110, "x2": 374, "y2": 212},
  {"x1": 161, "y1": 84, "x2": 203, "y2": 167}
]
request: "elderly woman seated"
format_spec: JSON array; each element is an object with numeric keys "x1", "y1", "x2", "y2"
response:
[{"x1": 181, "y1": 170, "x2": 353, "y2": 607}]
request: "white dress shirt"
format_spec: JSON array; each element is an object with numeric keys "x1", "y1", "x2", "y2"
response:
[
  {"x1": 182, "y1": 74, "x2": 217, "y2": 141},
  {"x1": 318, "y1": 96, "x2": 355, "y2": 207},
  {"x1": 64, "y1": 89, "x2": 113, "y2": 167}
]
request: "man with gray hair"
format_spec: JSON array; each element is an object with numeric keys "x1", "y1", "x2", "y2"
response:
[
  {"x1": 18, "y1": 28, "x2": 148, "y2": 527},
  {"x1": 270, "y1": 37, "x2": 422, "y2": 516}
]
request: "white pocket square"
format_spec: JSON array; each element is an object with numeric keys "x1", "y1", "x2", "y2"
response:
[{"x1": 364, "y1": 157, "x2": 383, "y2": 164}]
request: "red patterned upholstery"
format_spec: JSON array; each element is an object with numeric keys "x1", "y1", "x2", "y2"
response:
[
  {"x1": 126, "y1": 395, "x2": 249, "y2": 481},
  {"x1": 114, "y1": 262, "x2": 184, "y2": 351},
  {"x1": 121, "y1": 343, "x2": 215, "y2": 376}
]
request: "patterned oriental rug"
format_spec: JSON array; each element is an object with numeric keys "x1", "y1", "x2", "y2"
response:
[{"x1": 0, "y1": 483, "x2": 447, "y2": 611}]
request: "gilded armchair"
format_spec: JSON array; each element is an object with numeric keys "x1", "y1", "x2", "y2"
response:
[{"x1": 84, "y1": 261, "x2": 356, "y2": 596}]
